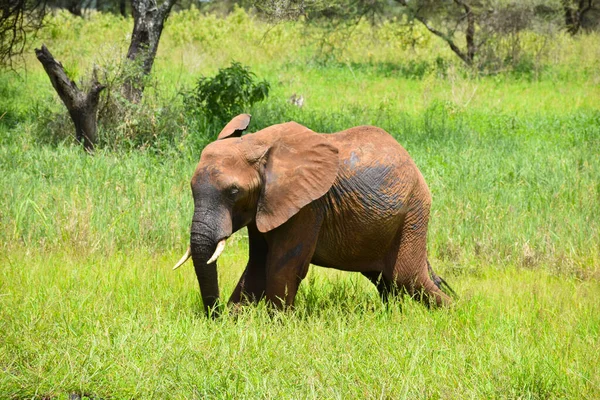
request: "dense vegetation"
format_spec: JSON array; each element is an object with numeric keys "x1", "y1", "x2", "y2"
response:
[{"x1": 1, "y1": 8, "x2": 599, "y2": 398}]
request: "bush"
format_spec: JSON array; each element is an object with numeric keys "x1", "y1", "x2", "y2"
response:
[{"x1": 185, "y1": 61, "x2": 270, "y2": 122}]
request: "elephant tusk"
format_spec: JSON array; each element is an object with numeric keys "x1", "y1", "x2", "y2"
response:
[
  {"x1": 207, "y1": 239, "x2": 226, "y2": 264},
  {"x1": 172, "y1": 246, "x2": 191, "y2": 270}
]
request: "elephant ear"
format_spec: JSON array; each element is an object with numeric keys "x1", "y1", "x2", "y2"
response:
[
  {"x1": 255, "y1": 122, "x2": 339, "y2": 233},
  {"x1": 217, "y1": 114, "x2": 251, "y2": 140}
]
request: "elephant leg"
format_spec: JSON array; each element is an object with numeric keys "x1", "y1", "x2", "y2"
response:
[
  {"x1": 263, "y1": 206, "x2": 323, "y2": 309},
  {"x1": 361, "y1": 271, "x2": 395, "y2": 303},
  {"x1": 388, "y1": 201, "x2": 452, "y2": 308},
  {"x1": 228, "y1": 223, "x2": 268, "y2": 305}
]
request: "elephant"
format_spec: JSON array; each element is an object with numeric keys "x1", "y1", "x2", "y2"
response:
[{"x1": 173, "y1": 114, "x2": 455, "y2": 315}]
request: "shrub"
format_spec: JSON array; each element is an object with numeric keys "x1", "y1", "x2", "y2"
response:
[{"x1": 185, "y1": 61, "x2": 270, "y2": 122}]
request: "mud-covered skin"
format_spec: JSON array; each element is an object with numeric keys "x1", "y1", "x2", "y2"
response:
[
  {"x1": 187, "y1": 116, "x2": 451, "y2": 314},
  {"x1": 313, "y1": 126, "x2": 443, "y2": 304},
  {"x1": 313, "y1": 126, "x2": 417, "y2": 269}
]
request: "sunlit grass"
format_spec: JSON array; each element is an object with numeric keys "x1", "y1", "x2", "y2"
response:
[
  {"x1": 1, "y1": 7, "x2": 599, "y2": 398},
  {"x1": 2, "y1": 109, "x2": 598, "y2": 269},
  {"x1": 1, "y1": 248, "x2": 599, "y2": 398}
]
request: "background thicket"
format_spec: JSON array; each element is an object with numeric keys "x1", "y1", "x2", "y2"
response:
[{"x1": 1, "y1": 5, "x2": 599, "y2": 399}]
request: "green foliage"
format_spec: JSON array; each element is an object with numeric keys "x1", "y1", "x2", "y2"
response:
[
  {"x1": 2, "y1": 107, "x2": 598, "y2": 270},
  {"x1": 93, "y1": 54, "x2": 186, "y2": 153},
  {"x1": 1, "y1": 9, "x2": 600, "y2": 398},
  {"x1": 0, "y1": 74, "x2": 32, "y2": 128},
  {"x1": 185, "y1": 61, "x2": 270, "y2": 122},
  {"x1": 29, "y1": 45, "x2": 192, "y2": 153}
]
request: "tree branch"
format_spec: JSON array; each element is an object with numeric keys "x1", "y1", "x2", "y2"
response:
[
  {"x1": 1, "y1": 0, "x2": 46, "y2": 68},
  {"x1": 35, "y1": 45, "x2": 81, "y2": 108},
  {"x1": 414, "y1": 16, "x2": 471, "y2": 65}
]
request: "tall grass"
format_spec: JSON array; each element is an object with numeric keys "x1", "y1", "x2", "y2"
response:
[
  {"x1": 1, "y1": 8, "x2": 599, "y2": 398},
  {"x1": 2, "y1": 105, "x2": 598, "y2": 270}
]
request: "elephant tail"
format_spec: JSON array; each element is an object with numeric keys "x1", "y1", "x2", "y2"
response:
[{"x1": 427, "y1": 260, "x2": 457, "y2": 298}]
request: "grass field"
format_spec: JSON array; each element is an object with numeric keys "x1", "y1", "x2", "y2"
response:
[
  {"x1": 1, "y1": 8, "x2": 600, "y2": 399},
  {"x1": 2, "y1": 250, "x2": 599, "y2": 398}
]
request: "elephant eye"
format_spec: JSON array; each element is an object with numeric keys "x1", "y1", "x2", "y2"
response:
[{"x1": 228, "y1": 185, "x2": 239, "y2": 197}]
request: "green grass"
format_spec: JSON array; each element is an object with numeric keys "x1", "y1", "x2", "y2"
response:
[
  {"x1": 2, "y1": 249, "x2": 600, "y2": 398},
  {"x1": 1, "y1": 8, "x2": 600, "y2": 399},
  {"x1": 3, "y1": 109, "x2": 598, "y2": 269}
]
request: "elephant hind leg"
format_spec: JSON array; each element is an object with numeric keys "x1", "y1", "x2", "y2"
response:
[
  {"x1": 389, "y1": 259, "x2": 452, "y2": 308},
  {"x1": 386, "y1": 200, "x2": 452, "y2": 308},
  {"x1": 408, "y1": 276, "x2": 452, "y2": 308}
]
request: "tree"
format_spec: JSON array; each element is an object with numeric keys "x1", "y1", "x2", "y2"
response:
[
  {"x1": 395, "y1": 0, "x2": 545, "y2": 69},
  {"x1": 255, "y1": 0, "x2": 385, "y2": 21},
  {"x1": 254, "y1": 0, "x2": 388, "y2": 63},
  {"x1": 2, "y1": 0, "x2": 134, "y2": 68},
  {"x1": 255, "y1": 0, "x2": 547, "y2": 69},
  {"x1": 123, "y1": 0, "x2": 177, "y2": 102},
  {"x1": 0, "y1": 0, "x2": 46, "y2": 68},
  {"x1": 562, "y1": 0, "x2": 594, "y2": 34},
  {"x1": 45, "y1": 0, "x2": 129, "y2": 17},
  {"x1": 397, "y1": 0, "x2": 478, "y2": 66},
  {"x1": 36, "y1": 0, "x2": 177, "y2": 152}
]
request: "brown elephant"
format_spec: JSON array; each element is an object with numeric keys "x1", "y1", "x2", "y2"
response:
[{"x1": 173, "y1": 114, "x2": 455, "y2": 315}]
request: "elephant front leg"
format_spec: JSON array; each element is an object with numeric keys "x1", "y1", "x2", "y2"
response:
[
  {"x1": 264, "y1": 206, "x2": 323, "y2": 309},
  {"x1": 228, "y1": 223, "x2": 268, "y2": 306}
]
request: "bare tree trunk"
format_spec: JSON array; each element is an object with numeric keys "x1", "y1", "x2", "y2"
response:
[
  {"x1": 563, "y1": 0, "x2": 594, "y2": 35},
  {"x1": 459, "y1": 0, "x2": 476, "y2": 64},
  {"x1": 122, "y1": 0, "x2": 176, "y2": 102},
  {"x1": 119, "y1": 0, "x2": 127, "y2": 17},
  {"x1": 67, "y1": 0, "x2": 82, "y2": 17},
  {"x1": 35, "y1": 45, "x2": 105, "y2": 152}
]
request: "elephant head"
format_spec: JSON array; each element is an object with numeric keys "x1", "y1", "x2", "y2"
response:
[{"x1": 173, "y1": 114, "x2": 339, "y2": 315}]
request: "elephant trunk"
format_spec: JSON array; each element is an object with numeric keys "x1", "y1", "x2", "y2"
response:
[{"x1": 190, "y1": 233, "x2": 221, "y2": 317}]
